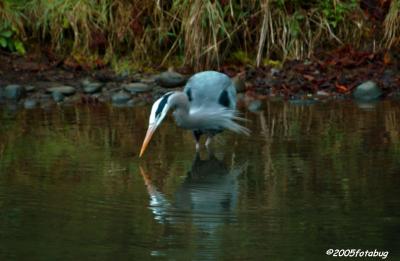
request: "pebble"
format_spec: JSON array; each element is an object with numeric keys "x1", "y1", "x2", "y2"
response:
[
  {"x1": 52, "y1": 91, "x2": 64, "y2": 102},
  {"x1": 4, "y1": 84, "x2": 24, "y2": 100},
  {"x1": 126, "y1": 99, "x2": 136, "y2": 107},
  {"x1": 270, "y1": 68, "x2": 280, "y2": 76},
  {"x1": 83, "y1": 82, "x2": 103, "y2": 94},
  {"x1": 156, "y1": 71, "x2": 187, "y2": 88},
  {"x1": 123, "y1": 82, "x2": 153, "y2": 94},
  {"x1": 47, "y1": 86, "x2": 76, "y2": 96},
  {"x1": 81, "y1": 79, "x2": 103, "y2": 94},
  {"x1": 353, "y1": 81, "x2": 382, "y2": 101},
  {"x1": 24, "y1": 85, "x2": 36, "y2": 92},
  {"x1": 112, "y1": 91, "x2": 131, "y2": 105},
  {"x1": 316, "y1": 90, "x2": 330, "y2": 97}
]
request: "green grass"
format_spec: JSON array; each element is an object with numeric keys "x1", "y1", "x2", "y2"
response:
[{"x1": 0, "y1": 0, "x2": 397, "y2": 70}]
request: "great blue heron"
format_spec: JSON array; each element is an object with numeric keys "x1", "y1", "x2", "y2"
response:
[{"x1": 139, "y1": 71, "x2": 249, "y2": 157}]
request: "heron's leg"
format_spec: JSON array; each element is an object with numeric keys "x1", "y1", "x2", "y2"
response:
[
  {"x1": 193, "y1": 130, "x2": 202, "y2": 151},
  {"x1": 205, "y1": 135, "x2": 213, "y2": 148}
]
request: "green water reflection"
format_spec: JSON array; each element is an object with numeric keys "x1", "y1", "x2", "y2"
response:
[{"x1": 0, "y1": 101, "x2": 399, "y2": 260}]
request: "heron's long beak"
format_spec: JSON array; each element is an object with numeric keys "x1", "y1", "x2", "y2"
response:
[{"x1": 139, "y1": 125, "x2": 157, "y2": 157}]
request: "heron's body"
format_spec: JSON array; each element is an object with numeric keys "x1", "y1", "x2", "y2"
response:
[
  {"x1": 139, "y1": 71, "x2": 249, "y2": 157},
  {"x1": 184, "y1": 71, "x2": 236, "y2": 111}
]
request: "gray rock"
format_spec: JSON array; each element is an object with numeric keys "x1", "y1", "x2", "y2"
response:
[
  {"x1": 126, "y1": 99, "x2": 136, "y2": 107},
  {"x1": 81, "y1": 78, "x2": 91, "y2": 86},
  {"x1": 47, "y1": 86, "x2": 76, "y2": 96},
  {"x1": 270, "y1": 68, "x2": 280, "y2": 76},
  {"x1": 4, "y1": 84, "x2": 24, "y2": 100},
  {"x1": 52, "y1": 91, "x2": 64, "y2": 102},
  {"x1": 381, "y1": 69, "x2": 396, "y2": 89},
  {"x1": 247, "y1": 100, "x2": 263, "y2": 112},
  {"x1": 24, "y1": 99, "x2": 38, "y2": 109},
  {"x1": 141, "y1": 76, "x2": 157, "y2": 85},
  {"x1": 316, "y1": 90, "x2": 330, "y2": 97},
  {"x1": 353, "y1": 81, "x2": 382, "y2": 101},
  {"x1": 83, "y1": 82, "x2": 103, "y2": 94},
  {"x1": 112, "y1": 91, "x2": 131, "y2": 105},
  {"x1": 156, "y1": 71, "x2": 187, "y2": 88},
  {"x1": 24, "y1": 85, "x2": 36, "y2": 92},
  {"x1": 123, "y1": 82, "x2": 153, "y2": 94}
]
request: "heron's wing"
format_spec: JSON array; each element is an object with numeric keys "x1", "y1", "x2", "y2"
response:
[
  {"x1": 184, "y1": 71, "x2": 236, "y2": 110},
  {"x1": 188, "y1": 105, "x2": 250, "y2": 135}
]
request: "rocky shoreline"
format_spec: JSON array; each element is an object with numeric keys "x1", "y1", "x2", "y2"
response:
[
  {"x1": 0, "y1": 67, "x2": 191, "y2": 110},
  {"x1": 0, "y1": 49, "x2": 399, "y2": 111}
]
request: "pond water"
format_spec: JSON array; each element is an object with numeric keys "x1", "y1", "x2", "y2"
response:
[{"x1": 0, "y1": 101, "x2": 399, "y2": 260}]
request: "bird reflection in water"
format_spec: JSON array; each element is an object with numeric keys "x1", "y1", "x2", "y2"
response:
[{"x1": 139, "y1": 152, "x2": 247, "y2": 228}]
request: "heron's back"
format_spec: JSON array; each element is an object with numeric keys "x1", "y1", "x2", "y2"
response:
[{"x1": 183, "y1": 71, "x2": 236, "y2": 110}]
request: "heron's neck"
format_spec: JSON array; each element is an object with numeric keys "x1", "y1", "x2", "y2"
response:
[{"x1": 170, "y1": 92, "x2": 192, "y2": 128}]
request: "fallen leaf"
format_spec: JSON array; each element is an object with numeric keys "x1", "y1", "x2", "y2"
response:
[
  {"x1": 303, "y1": 74, "x2": 314, "y2": 81},
  {"x1": 383, "y1": 52, "x2": 391, "y2": 65},
  {"x1": 336, "y1": 84, "x2": 349, "y2": 93}
]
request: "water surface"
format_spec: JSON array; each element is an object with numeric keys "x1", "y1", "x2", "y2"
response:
[{"x1": 0, "y1": 101, "x2": 399, "y2": 260}]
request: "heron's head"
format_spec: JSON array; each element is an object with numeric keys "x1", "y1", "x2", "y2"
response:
[{"x1": 139, "y1": 92, "x2": 174, "y2": 157}]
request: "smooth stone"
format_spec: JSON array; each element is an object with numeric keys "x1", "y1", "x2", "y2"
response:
[
  {"x1": 247, "y1": 100, "x2": 262, "y2": 112},
  {"x1": 314, "y1": 90, "x2": 330, "y2": 101},
  {"x1": 381, "y1": 69, "x2": 396, "y2": 89},
  {"x1": 353, "y1": 81, "x2": 382, "y2": 101},
  {"x1": 156, "y1": 71, "x2": 186, "y2": 88},
  {"x1": 316, "y1": 90, "x2": 330, "y2": 97},
  {"x1": 83, "y1": 82, "x2": 103, "y2": 94},
  {"x1": 270, "y1": 68, "x2": 280, "y2": 76},
  {"x1": 112, "y1": 91, "x2": 131, "y2": 105},
  {"x1": 47, "y1": 86, "x2": 76, "y2": 96},
  {"x1": 4, "y1": 84, "x2": 24, "y2": 100},
  {"x1": 123, "y1": 82, "x2": 153, "y2": 94},
  {"x1": 24, "y1": 99, "x2": 38, "y2": 109},
  {"x1": 24, "y1": 85, "x2": 36, "y2": 92},
  {"x1": 81, "y1": 78, "x2": 91, "y2": 86},
  {"x1": 52, "y1": 91, "x2": 64, "y2": 102},
  {"x1": 141, "y1": 77, "x2": 157, "y2": 85},
  {"x1": 126, "y1": 99, "x2": 136, "y2": 107}
]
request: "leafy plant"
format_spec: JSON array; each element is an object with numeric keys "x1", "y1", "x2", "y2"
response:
[
  {"x1": 0, "y1": 24, "x2": 25, "y2": 55},
  {"x1": 0, "y1": 0, "x2": 26, "y2": 55},
  {"x1": 319, "y1": 0, "x2": 357, "y2": 29}
]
